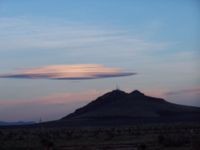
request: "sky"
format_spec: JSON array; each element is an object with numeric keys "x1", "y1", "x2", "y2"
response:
[{"x1": 0, "y1": 0, "x2": 199, "y2": 122}]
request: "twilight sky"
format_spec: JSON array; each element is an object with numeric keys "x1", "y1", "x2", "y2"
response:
[{"x1": 0, "y1": 0, "x2": 199, "y2": 122}]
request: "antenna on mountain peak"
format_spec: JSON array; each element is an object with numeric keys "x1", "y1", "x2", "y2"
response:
[
  {"x1": 39, "y1": 117, "x2": 42, "y2": 123},
  {"x1": 116, "y1": 84, "x2": 120, "y2": 90}
]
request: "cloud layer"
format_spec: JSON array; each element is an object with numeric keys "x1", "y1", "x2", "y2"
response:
[
  {"x1": 165, "y1": 87, "x2": 200, "y2": 96},
  {"x1": 0, "y1": 90, "x2": 105, "y2": 121},
  {"x1": 0, "y1": 64, "x2": 135, "y2": 80},
  {"x1": 0, "y1": 17, "x2": 167, "y2": 53}
]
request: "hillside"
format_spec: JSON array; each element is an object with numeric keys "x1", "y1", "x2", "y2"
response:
[{"x1": 59, "y1": 90, "x2": 200, "y2": 126}]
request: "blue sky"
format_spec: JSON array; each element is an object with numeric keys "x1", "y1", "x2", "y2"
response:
[{"x1": 0, "y1": 0, "x2": 199, "y2": 121}]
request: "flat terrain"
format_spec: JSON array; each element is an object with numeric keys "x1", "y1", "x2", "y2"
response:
[{"x1": 0, "y1": 123, "x2": 200, "y2": 150}]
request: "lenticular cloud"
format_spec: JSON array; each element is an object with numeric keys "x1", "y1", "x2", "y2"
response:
[{"x1": 0, "y1": 64, "x2": 136, "y2": 80}]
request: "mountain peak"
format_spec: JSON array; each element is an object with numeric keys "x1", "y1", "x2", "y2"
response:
[
  {"x1": 99, "y1": 89, "x2": 127, "y2": 101},
  {"x1": 109, "y1": 89, "x2": 127, "y2": 95},
  {"x1": 130, "y1": 90, "x2": 145, "y2": 96}
]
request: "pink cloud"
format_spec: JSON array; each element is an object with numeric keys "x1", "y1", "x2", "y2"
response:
[{"x1": 0, "y1": 64, "x2": 135, "y2": 80}]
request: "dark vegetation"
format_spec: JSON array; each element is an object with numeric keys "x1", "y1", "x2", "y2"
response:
[{"x1": 0, "y1": 123, "x2": 200, "y2": 150}]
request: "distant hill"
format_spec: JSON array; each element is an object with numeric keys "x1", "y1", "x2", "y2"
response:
[
  {"x1": 0, "y1": 121, "x2": 35, "y2": 126},
  {"x1": 59, "y1": 89, "x2": 200, "y2": 126}
]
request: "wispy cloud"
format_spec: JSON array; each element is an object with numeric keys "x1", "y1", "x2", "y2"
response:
[
  {"x1": 0, "y1": 64, "x2": 135, "y2": 80},
  {"x1": 0, "y1": 90, "x2": 105, "y2": 121},
  {"x1": 165, "y1": 87, "x2": 200, "y2": 96},
  {"x1": 0, "y1": 17, "x2": 167, "y2": 52},
  {"x1": 0, "y1": 90, "x2": 103, "y2": 106},
  {"x1": 164, "y1": 87, "x2": 200, "y2": 107}
]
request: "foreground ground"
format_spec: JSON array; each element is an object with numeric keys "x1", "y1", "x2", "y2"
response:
[{"x1": 0, "y1": 123, "x2": 200, "y2": 150}]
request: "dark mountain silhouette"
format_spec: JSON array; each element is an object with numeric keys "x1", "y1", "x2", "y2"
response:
[
  {"x1": 59, "y1": 89, "x2": 200, "y2": 126},
  {"x1": 6, "y1": 89, "x2": 198, "y2": 128}
]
